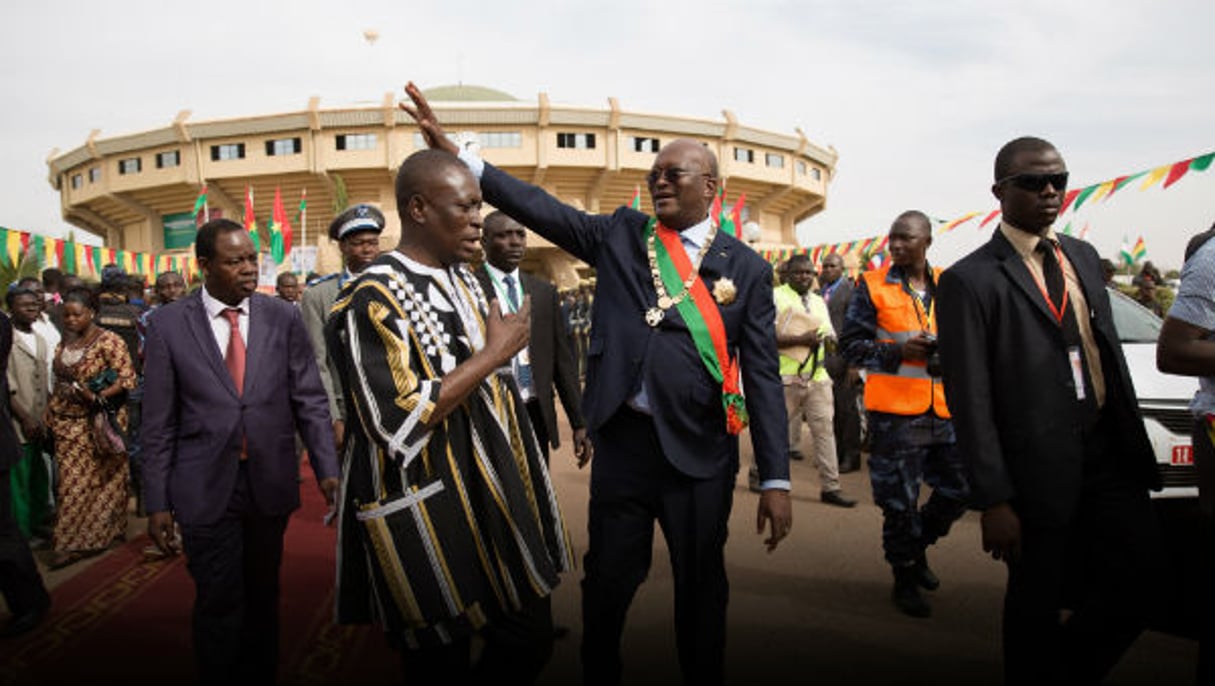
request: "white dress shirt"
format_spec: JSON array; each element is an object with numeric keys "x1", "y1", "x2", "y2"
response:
[
  {"x1": 483, "y1": 262, "x2": 534, "y2": 401},
  {"x1": 200, "y1": 286, "x2": 249, "y2": 358}
]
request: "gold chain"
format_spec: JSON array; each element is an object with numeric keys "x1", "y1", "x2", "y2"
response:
[{"x1": 645, "y1": 219, "x2": 717, "y2": 326}]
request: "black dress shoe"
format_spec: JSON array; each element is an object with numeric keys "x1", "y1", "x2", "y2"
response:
[
  {"x1": 789, "y1": 450, "x2": 805, "y2": 461},
  {"x1": 838, "y1": 458, "x2": 860, "y2": 473},
  {"x1": 0, "y1": 598, "x2": 50, "y2": 638},
  {"x1": 553, "y1": 624, "x2": 571, "y2": 639},
  {"x1": 821, "y1": 490, "x2": 857, "y2": 508}
]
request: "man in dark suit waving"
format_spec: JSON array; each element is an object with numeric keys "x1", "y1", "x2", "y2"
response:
[
  {"x1": 403, "y1": 82, "x2": 792, "y2": 686},
  {"x1": 142, "y1": 219, "x2": 339, "y2": 685},
  {"x1": 474, "y1": 210, "x2": 591, "y2": 468},
  {"x1": 936, "y1": 137, "x2": 1163, "y2": 684}
]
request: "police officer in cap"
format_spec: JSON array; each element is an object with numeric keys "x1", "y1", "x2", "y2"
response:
[{"x1": 300, "y1": 204, "x2": 385, "y2": 450}]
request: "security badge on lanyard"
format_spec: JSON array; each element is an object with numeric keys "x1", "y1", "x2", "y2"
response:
[{"x1": 1030, "y1": 242, "x2": 1086, "y2": 402}]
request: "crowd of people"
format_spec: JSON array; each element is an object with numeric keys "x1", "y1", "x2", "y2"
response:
[{"x1": 0, "y1": 85, "x2": 1207, "y2": 686}]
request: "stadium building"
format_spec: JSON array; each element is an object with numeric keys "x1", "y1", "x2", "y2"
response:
[{"x1": 47, "y1": 84, "x2": 836, "y2": 288}]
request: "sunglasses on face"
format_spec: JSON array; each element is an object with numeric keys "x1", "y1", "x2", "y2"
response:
[
  {"x1": 645, "y1": 167, "x2": 711, "y2": 187},
  {"x1": 996, "y1": 171, "x2": 1069, "y2": 193}
]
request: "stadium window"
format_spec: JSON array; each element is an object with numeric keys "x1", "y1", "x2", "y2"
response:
[
  {"x1": 266, "y1": 137, "x2": 302, "y2": 156},
  {"x1": 336, "y1": 133, "x2": 377, "y2": 151},
  {"x1": 733, "y1": 147, "x2": 754, "y2": 163},
  {"x1": 118, "y1": 157, "x2": 142, "y2": 175},
  {"x1": 796, "y1": 160, "x2": 807, "y2": 176},
  {"x1": 632, "y1": 137, "x2": 660, "y2": 153},
  {"x1": 765, "y1": 153, "x2": 784, "y2": 169},
  {"x1": 88, "y1": 167, "x2": 101, "y2": 183},
  {"x1": 479, "y1": 131, "x2": 522, "y2": 148},
  {"x1": 812, "y1": 167, "x2": 822, "y2": 181},
  {"x1": 557, "y1": 132, "x2": 596, "y2": 149},
  {"x1": 211, "y1": 143, "x2": 246, "y2": 161},
  {"x1": 156, "y1": 150, "x2": 181, "y2": 168},
  {"x1": 70, "y1": 173, "x2": 82, "y2": 189}
]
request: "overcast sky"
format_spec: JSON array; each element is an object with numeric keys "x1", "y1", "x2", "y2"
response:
[{"x1": 2, "y1": 0, "x2": 1211, "y2": 268}]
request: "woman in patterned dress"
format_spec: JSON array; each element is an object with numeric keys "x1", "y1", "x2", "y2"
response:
[{"x1": 45, "y1": 287, "x2": 137, "y2": 569}]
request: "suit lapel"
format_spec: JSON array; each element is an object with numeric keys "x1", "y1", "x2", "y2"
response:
[
  {"x1": 1059, "y1": 236, "x2": 1101, "y2": 310},
  {"x1": 243, "y1": 295, "x2": 272, "y2": 397},
  {"x1": 992, "y1": 230, "x2": 1060, "y2": 327},
  {"x1": 660, "y1": 231, "x2": 733, "y2": 331},
  {"x1": 185, "y1": 294, "x2": 240, "y2": 398},
  {"x1": 698, "y1": 231, "x2": 732, "y2": 280}
]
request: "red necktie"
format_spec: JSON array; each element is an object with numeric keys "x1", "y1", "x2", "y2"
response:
[
  {"x1": 222, "y1": 308, "x2": 248, "y2": 460},
  {"x1": 222, "y1": 308, "x2": 245, "y2": 395}
]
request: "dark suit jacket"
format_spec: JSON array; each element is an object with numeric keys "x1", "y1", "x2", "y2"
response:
[
  {"x1": 937, "y1": 230, "x2": 1160, "y2": 527},
  {"x1": 0, "y1": 315, "x2": 18, "y2": 471},
  {"x1": 474, "y1": 266, "x2": 585, "y2": 449},
  {"x1": 480, "y1": 163, "x2": 789, "y2": 482},
  {"x1": 141, "y1": 291, "x2": 339, "y2": 526},
  {"x1": 819, "y1": 276, "x2": 855, "y2": 379}
]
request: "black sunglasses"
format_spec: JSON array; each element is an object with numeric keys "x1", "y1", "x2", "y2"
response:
[
  {"x1": 996, "y1": 171, "x2": 1069, "y2": 192},
  {"x1": 645, "y1": 167, "x2": 711, "y2": 187}
]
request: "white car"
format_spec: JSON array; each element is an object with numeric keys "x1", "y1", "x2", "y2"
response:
[{"x1": 1108, "y1": 288, "x2": 1200, "y2": 499}]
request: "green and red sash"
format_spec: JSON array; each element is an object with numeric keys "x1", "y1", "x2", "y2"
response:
[{"x1": 646, "y1": 218, "x2": 749, "y2": 434}]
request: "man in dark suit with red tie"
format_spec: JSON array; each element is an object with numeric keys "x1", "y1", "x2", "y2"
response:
[
  {"x1": 141, "y1": 218, "x2": 339, "y2": 685},
  {"x1": 403, "y1": 82, "x2": 792, "y2": 686},
  {"x1": 936, "y1": 137, "x2": 1164, "y2": 684}
]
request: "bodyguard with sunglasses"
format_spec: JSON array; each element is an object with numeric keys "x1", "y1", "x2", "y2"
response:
[{"x1": 936, "y1": 136, "x2": 1164, "y2": 684}]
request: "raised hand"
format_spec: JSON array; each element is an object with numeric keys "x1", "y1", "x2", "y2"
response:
[{"x1": 399, "y1": 81, "x2": 459, "y2": 155}]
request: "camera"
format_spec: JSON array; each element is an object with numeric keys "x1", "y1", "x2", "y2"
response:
[{"x1": 921, "y1": 333, "x2": 943, "y2": 378}]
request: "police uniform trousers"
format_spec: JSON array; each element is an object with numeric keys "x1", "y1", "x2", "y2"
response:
[
  {"x1": 582, "y1": 406, "x2": 734, "y2": 686},
  {"x1": 866, "y1": 410, "x2": 969, "y2": 566}
]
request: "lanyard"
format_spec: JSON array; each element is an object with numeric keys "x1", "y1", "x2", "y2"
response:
[
  {"x1": 1030, "y1": 242, "x2": 1070, "y2": 326},
  {"x1": 899, "y1": 268, "x2": 936, "y2": 334},
  {"x1": 487, "y1": 269, "x2": 520, "y2": 313}
]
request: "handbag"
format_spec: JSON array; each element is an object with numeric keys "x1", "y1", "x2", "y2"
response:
[
  {"x1": 91, "y1": 404, "x2": 128, "y2": 458},
  {"x1": 85, "y1": 368, "x2": 128, "y2": 458}
]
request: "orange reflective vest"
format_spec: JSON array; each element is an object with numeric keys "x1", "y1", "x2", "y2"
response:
[{"x1": 860, "y1": 266, "x2": 950, "y2": 418}]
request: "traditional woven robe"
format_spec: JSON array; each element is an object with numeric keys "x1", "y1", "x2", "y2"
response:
[{"x1": 327, "y1": 251, "x2": 571, "y2": 648}]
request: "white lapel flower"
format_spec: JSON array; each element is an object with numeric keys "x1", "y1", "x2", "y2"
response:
[{"x1": 712, "y1": 277, "x2": 737, "y2": 306}]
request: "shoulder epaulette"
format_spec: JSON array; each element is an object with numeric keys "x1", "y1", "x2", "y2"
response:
[{"x1": 307, "y1": 273, "x2": 340, "y2": 287}]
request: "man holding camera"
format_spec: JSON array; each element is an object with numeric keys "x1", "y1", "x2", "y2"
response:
[
  {"x1": 840, "y1": 209, "x2": 969, "y2": 618},
  {"x1": 773, "y1": 254, "x2": 856, "y2": 507}
]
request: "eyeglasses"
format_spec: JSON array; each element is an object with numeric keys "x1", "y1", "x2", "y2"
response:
[
  {"x1": 645, "y1": 167, "x2": 711, "y2": 187},
  {"x1": 996, "y1": 171, "x2": 1069, "y2": 193}
]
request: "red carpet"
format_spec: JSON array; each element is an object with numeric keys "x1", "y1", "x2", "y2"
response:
[{"x1": 0, "y1": 467, "x2": 399, "y2": 686}]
